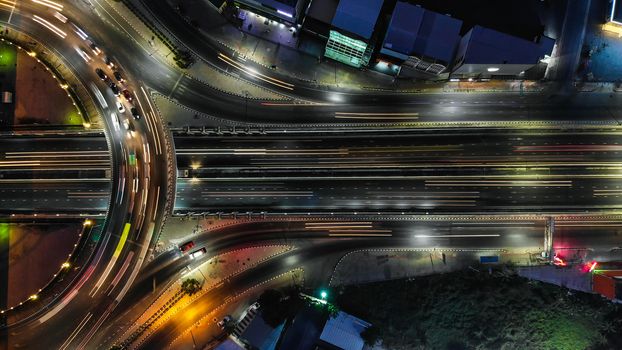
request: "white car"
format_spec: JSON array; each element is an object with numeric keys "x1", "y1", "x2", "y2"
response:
[
  {"x1": 116, "y1": 101, "x2": 125, "y2": 113},
  {"x1": 189, "y1": 247, "x2": 206, "y2": 259}
]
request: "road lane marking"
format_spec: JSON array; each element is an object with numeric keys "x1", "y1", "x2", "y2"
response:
[
  {"x1": 59, "y1": 312, "x2": 92, "y2": 350},
  {"x1": 168, "y1": 73, "x2": 184, "y2": 97}
]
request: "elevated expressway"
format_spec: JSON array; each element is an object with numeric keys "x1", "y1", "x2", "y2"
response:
[{"x1": 0, "y1": 133, "x2": 110, "y2": 215}]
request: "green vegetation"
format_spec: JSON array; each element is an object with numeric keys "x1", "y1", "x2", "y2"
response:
[
  {"x1": 335, "y1": 270, "x2": 622, "y2": 350},
  {"x1": 0, "y1": 44, "x2": 16, "y2": 69},
  {"x1": 180, "y1": 278, "x2": 201, "y2": 296},
  {"x1": 0, "y1": 222, "x2": 9, "y2": 240}
]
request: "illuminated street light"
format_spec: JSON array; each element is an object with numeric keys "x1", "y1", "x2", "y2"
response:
[
  {"x1": 62, "y1": 262, "x2": 71, "y2": 269},
  {"x1": 83, "y1": 219, "x2": 93, "y2": 226}
]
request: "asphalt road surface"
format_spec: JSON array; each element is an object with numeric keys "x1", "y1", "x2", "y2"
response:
[
  {"x1": 174, "y1": 128, "x2": 622, "y2": 214},
  {"x1": 0, "y1": 134, "x2": 110, "y2": 213}
]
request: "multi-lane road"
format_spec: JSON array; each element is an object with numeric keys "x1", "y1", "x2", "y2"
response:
[
  {"x1": 0, "y1": 0, "x2": 621, "y2": 349},
  {"x1": 174, "y1": 128, "x2": 622, "y2": 214},
  {"x1": 0, "y1": 133, "x2": 110, "y2": 213}
]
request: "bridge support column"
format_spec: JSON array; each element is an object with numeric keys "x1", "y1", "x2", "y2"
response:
[{"x1": 544, "y1": 216, "x2": 554, "y2": 260}]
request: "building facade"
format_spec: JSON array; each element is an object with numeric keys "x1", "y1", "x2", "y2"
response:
[
  {"x1": 379, "y1": 2, "x2": 462, "y2": 77},
  {"x1": 323, "y1": 0, "x2": 384, "y2": 68},
  {"x1": 234, "y1": 0, "x2": 309, "y2": 25},
  {"x1": 451, "y1": 25, "x2": 555, "y2": 78}
]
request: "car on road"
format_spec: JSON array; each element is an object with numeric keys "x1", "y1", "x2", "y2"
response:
[
  {"x1": 104, "y1": 56, "x2": 114, "y2": 69},
  {"x1": 179, "y1": 241, "x2": 195, "y2": 253},
  {"x1": 95, "y1": 68, "x2": 108, "y2": 81},
  {"x1": 76, "y1": 48, "x2": 92, "y2": 63},
  {"x1": 113, "y1": 71, "x2": 124, "y2": 83},
  {"x1": 86, "y1": 39, "x2": 101, "y2": 55},
  {"x1": 131, "y1": 107, "x2": 140, "y2": 120},
  {"x1": 217, "y1": 315, "x2": 232, "y2": 329},
  {"x1": 108, "y1": 82, "x2": 120, "y2": 96},
  {"x1": 116, "y1": 101, "x2": 125, "y2": 113},
  {"x1": 122, "y1": 89, "x2": 133, "y2": 101},
  {"x1": 189, "y1": 247, "x2": 206, "y2": 259},
  {"x1": 122, "y1": 119, "x2": 135, "y2": 133}
]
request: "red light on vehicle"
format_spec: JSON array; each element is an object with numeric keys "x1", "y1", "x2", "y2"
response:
[
  {"x1": 553, "y1": 255, "x2": 566, "y2": 266},
  {"x1": 579, "y1": 260, "x2": 598, "y2": 273}
]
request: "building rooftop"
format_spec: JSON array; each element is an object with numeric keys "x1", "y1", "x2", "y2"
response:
[
  {"x1": 306, "y1": 0, "x2": 339, "y2": 25},
  {"x1": 460, "y1": 25, "x2": 554, "y2": 65},
  {"x1": 331, "y1": 0, "x2": 384, "y2": 39},
  {"x1": 382, "y1": 2, "x2": 462, "y2": 63},
  {"x1": 215, "y1": 339, "x2": 245, "y2": 350},
  {"x1": 319, "y1": 311, "x2": 371, "y2": 350}
]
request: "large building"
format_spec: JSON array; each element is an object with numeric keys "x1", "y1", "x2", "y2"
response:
[
  {"x1": 452, "y1": 25, "x2": 555, "y2": 78},
  {"x1": 234, "y1": 0, "x2": 309, "y2": 25},
  {"x1": 379, "y1": 2, "x2": 462, "y2": 76},
  {"x1": 303, "y1": 0, "x2": 339, "y2": 38},
  {"x1": 323, "y1": 0, "x2": 384, "y2": 68}
]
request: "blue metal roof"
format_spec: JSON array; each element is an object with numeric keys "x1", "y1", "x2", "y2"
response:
[
  {"x1": 462, "y1": 26, "x2": 554, "y2": 64},
  {"x1": 382, "y1": 3, "x2": 423, "y2": 55},
  {"x1": 331, "y1": 0, "x2": 384, "y2": 39},
  {"x1": 382, "y1": 2, "x2": 462, "y2": 63},
  {"x1": 319, "y1": 312, "x2": 371, "y2": 350}
]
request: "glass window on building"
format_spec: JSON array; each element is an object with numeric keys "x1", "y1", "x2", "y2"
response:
[{"x1": 324, "y1": 30, "x2": 370, "y2": 68}]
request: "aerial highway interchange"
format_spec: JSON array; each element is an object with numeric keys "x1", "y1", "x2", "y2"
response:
[{"x1": 0, "y1": 0, "x2": 620, "y2": 349}]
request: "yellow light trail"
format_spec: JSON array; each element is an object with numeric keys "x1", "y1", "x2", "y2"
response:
[
  {"x1": 113, "y1": 223, "x2": 131, "y2": 258},
  {"x1": 0, "y1": 0, "x2": 15, "y2": 9}
]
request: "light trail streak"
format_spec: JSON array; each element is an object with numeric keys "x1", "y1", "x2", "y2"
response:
[
  {"x1": 32, "y1": 15, "x2": 67, "y2": 38},
  {"x1": 334, "y1": 112, "x2": 419, "y2": 120},
  {"x1": 90, "y1": 223, "x2": 131, "y2": 296},
  {"x1": 0, "y1": 0, "x2": 15, "y2": 10},
  {"x1": 59, "y1": 313, "x2": 92, "y2": 350},
  {"x1": 32, "y1": 0, "x2": 63, "y2": 11},
  {"x1": 217, "y1": 53, "x2": 294, "y2": 90},
  {"x1": 414, "y1": 234, "x2": 501, "y2": 238}
]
